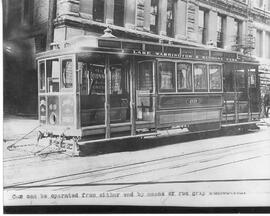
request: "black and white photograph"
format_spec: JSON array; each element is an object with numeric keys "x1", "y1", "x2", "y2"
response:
[{"x1": 2, "y1": 0, "x2": 270, "y2": 213}]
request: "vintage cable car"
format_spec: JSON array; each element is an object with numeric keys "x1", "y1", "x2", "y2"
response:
[{"x1": 36, "y1": 34, "x2": 261, "y2": 155}]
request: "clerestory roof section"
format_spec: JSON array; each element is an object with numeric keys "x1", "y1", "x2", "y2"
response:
[{"x1": 36, "y1": 35, "x2": 259, "y2": 64}]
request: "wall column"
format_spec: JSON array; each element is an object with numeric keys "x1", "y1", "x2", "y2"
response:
[
  {"x1": 105, "y1": 0, "x2": 114, "y2": 25},
  {"x1": 124, "y1": 0, "x2": 136, "y2": 29},
  {"x1": 205, "y1": 10, "x2": 218, "y2": 45},
  {"x1": 175, "y1": 0, "x2": 187, "y2": 40},
  {"x1": 79, "y1": 0, "x2": 93, "y2": 19},
  {"x1": 224, "y1": 16, "x2": 235, "y2": 50},
  {"x1": 158, "y1": 0, "x2": 167, "y2": 36}
]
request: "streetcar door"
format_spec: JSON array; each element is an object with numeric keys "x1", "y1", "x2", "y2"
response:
[{"x1": 108, "y1": 55, "x2": 131, "y2": 126}]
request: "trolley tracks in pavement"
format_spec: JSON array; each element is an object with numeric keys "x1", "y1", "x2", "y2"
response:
[{"x1": 4, "y1": 137, "x2": 270, "y2": 191}]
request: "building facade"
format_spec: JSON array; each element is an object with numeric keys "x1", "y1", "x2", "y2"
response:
[
  {"x1": 250, "y1": 0, "x2": 270, "y2": 94},
  {"x1": 3, "y1": 0, "x2": 270, "y2": 115},
  {"x1": 3, "y1": 0, "x2": 50, "y2": 114}
]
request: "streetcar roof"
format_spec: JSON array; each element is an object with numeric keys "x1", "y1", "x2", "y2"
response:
[{"x1": 36, "y1": 36, "x2": 259, "y2": 64}]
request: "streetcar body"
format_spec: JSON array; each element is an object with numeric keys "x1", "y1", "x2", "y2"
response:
[{"x1": 36, "y1": 36, "x2": 261, "y2": 148}]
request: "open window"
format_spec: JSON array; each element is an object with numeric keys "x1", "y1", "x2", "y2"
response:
[
  {"x1": 78, "y1": 54, "x2": 106, "y2": 127},
  {"x1": 209, "y1": 64, "x2": 222, "y2": 92},
  {"x1": 177, "y1": 62, "x2": 192, "y2": 92},
  {"x1": 194, "y1": 64, "x2": 208, "y2": 92}
]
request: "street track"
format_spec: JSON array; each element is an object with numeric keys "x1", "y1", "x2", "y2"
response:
[{"x1": 4, "y1": 137, "x2": 270, "y2": 191}]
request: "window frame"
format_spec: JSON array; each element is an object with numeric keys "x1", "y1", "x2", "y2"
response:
[
  {"x1": 158, "y1": 60, "x2": 176, "y2": 93},
  {"x1": 39, "y1": 60, "x2": 46, "y2": 93},
  {"x1": 176, "y1": 62, "x2": 193, "y2": 92},
  {"x1": 235, "y1": 69, "x2": 246, "y2": 90},
  {"x1": 193, "y1": 63, "x2": 208, "y2": 92},
  {"x1": 61, "y1": 57, "x2": 74, "y2": 92},
  {"x1": 217, "y1": 14, "x2": 225, "y2": 48},
  {"x1": 46, "y1": 58, "x2": 61, "y2": 93},
  {"x1": 137, "y1": 61, "x2": 155, "y2": 94},
  {"x1": 166, "y1": 0, "x2": 175, "y2": 37},
  {"x1": 248, "y1": 68, "x2": 257, "y2": 88},
  {"x1": 110, "y1": 64, "x2": 125, "y2": 95},
  {"x1": 209, "y1": 64, "x2": 223, "y2": 92},
  {"x1": 38, "y1": 55, "x2": 76, "y2": 94},
  {"x1": 155, "y1": 60, "x2": 223, "y2": 94},
  {"x1": 93, "y1": 0, "x2": 105, "y2": 23},
  {"x1": 150, "y1": 0, "x2": 159, "y2": 34},
  {"x1": 114, "y1": 0, "x2": 125, "y2": 27}
]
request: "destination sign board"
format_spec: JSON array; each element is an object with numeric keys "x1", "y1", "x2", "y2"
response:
[{"x1": 97, "y1": 39, "x2": 257, "y2": 63}]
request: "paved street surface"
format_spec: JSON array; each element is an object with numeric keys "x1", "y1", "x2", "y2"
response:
[{"x1": 3, "y1": 116, "x2": 270, "y2": 206}]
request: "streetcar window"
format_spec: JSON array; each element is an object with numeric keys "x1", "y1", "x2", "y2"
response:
[
  {"x1": 235, "y1": 69, "x2": 245, "y2": 89},
  {"x1": 88, "y1": 64, "x2": 105, "y2": 95},
  {"x1": 248, "y1": 68, "x2": 256, "y2": 87},
  {"x1": 209, "y1": 65, "x2": 222, "y2": 91},
  {"x1": 79, "y1": 62, "x2": 89, "y2": 95},
  {"x1": 110, "y1": 65, "x2": 124, "y2": 95},
  {"x1": 223, "y1": 65, "x2": 234, "y2": 92},
  {"x1": 46, "y1": 59, "x2": 60, "y2": 92},
  {"x1": 158, "y1": 61, "x2": 175, "y2": 92},
  {"x1": 194, "y1": 64, "x2": 208, "y2": 91},
  {"x1": 39, "y1": 62, "x2": 45, "y2": 92},
  {"x1": 61, "y1": 59, "x2": 73, "y2": 89},
  {"x1": 138, "y1": 62, "x2": 153, "y2": 92},
  {"x1": 177, "y1": 63, "x2": 192, "y2": 92}
]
